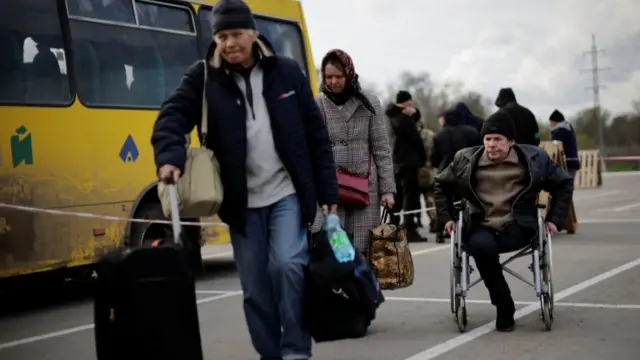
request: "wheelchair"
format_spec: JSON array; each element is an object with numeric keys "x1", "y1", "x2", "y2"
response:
[{"x1": 449, "y1": 201, "x2": 554, "y2": 332}]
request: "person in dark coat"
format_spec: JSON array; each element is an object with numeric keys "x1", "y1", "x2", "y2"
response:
[
  {"x1": 386, "y1": 90, "x2": 428, "y2": 241},
  {"x1": 434, "y1": 109, "x2": 573, "y2": 332},
  {"x1": 494, "y1": 87, "x2": 540, "y2": 146},
  {"x1": 430, "y1": 109, "x2": 482, "y2": 173},
  {"x1": 453, "y1": 102, "x2": 483, "y2": 132},
  {"x1": 430, "y1": 109, "x2": 481, "y2": 242},
  {"x1": 549, "y1": 109, "x2": 581, "y2": 178},
  {"x1": 151, "y1": 1, "x2": 338, "y2": 358}
]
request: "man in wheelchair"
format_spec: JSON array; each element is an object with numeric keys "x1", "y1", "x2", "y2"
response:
[{"x1": 433, "y1": 110, "x2": 574, "y2": 332}]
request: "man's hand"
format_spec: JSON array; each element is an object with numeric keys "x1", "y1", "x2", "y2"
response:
[
  {"x1": 545, "y1": 221, "x2": 558, "y2": 235},
  {"x1": 444, "y1": 220, "x2": 457, "y2": 235},
  {"x1": 381, "y1": 193, "x2": 395, "y2": 208},
  {"x1": 321, "y1": 204, "x2": 338, "y2": 214},
  {"x1": 158, "y1": 164, "x2": 181, "y2": 184}
]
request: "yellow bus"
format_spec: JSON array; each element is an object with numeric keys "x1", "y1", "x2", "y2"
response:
[{"x1": 0, "y1": 0, "x2": 318, "y2": 279}]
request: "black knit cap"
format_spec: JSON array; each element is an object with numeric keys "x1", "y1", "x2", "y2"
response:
[
  {"x1": 211, "y1": 0, "x2": 256, "y2": 35},
  {"x1": 549, "y1": 109, "x2": 565, "y2": 122},
  {"x1": 396, "y1": 90, "x2": 412, "y2": 104},
  {"x1": 481, "y1": 110, "x2": 516, "y2": 140}
]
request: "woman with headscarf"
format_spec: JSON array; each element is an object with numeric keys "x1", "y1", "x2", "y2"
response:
[{"x1": 314, "y1": 49, "x2": 396, "y2": 255}]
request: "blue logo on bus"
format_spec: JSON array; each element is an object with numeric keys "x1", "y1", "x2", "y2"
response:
[{"x1": 119, "y1": 135, "x2": 139, "y2": 163}]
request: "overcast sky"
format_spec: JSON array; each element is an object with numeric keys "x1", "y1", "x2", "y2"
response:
[{"x1": 301, "y1": 0, "x2": 640, "y2": 119}]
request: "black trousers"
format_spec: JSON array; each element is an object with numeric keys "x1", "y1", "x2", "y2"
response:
[
  {"x1": 465, "y1": 223, "x2": 532, "y2": 308},
  {"x1": 390, "y1": 166, "x2": 421, "y2": 230}
]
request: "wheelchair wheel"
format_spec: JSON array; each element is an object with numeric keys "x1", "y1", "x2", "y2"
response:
[
  {"x1": 541, "y1": 233, "x2": 554, "y2": 330},
  {"x1": 450, "y1": 239, "x2": 461, "y2": 314},
  {"x1": 455, "y1": 298, "x2": 468, "y2": 333}
]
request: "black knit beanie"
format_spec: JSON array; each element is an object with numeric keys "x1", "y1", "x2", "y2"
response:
[
  {"x1": 549, "y1": 109, "x2": 565, "y2": 122},
  {"x1": 211, "y1": 0, "x2": 256, "y2": 35},
  {"x1": 395, "y1": 90, "x2": 412, "y2": 104},
  {"x1": 481, "y1": 110, "x2": 516, "y2": 140}
]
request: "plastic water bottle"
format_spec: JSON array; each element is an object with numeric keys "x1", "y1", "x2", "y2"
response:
[{"x1": 323, "y1": 213, "x2": 356, "y2": 263}]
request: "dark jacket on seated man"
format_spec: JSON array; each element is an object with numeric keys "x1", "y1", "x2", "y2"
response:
[
  {"x1": 434, "y1": 122, "x2": 573, "y2": 236},
  {"x1": 433, "y1": 109, "x2": 573, "y2": 332}
]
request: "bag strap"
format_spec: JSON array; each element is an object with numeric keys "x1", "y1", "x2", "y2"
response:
[
  {"x1": 380, "y1": 207, "x2": 391, "y2": 224},
  {"x1": 200, "y1": 60, "x2": 208, "y2": 148}
]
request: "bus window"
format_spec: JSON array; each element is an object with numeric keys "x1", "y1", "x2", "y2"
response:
[
  {"x1": 135, "y1": 2, "x2": 195, "y2": 33},
  {"x1": 67, "y1": 0, "x2": 136, "y2": 25},
  {"x1": 67, "y1": 0, "x2": 199, "y2": 108},
  {"x1": 0, "y1": 0, "x2": 71, "y2": 105},
  {"x1": 197, "y1": 8, "x2": 308, "y2": 76}
]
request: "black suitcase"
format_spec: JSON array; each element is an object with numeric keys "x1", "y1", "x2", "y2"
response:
[{"x1": 94, "y1": 181, "x2": 204, "y2": 360}]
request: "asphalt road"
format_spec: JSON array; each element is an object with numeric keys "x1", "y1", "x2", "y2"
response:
[{"x1": 0, "y1": 172, "x2": 639, "y2": 360}]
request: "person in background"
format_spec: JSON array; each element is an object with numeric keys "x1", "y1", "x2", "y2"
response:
[
  {"x1": 417, "y1": 120, "x2": 438, "y2": 234},
  {"x1": 453, "y1": 102, "x2": 483, "y2": 132},
  {"x1": 494, "y1": 87, "x2": 540, "y2": 146},
  {"x1": 386, "y1": 90, "x2": 428, "y2": 242},
  {"x1": 151, "y1": 1, "x2": 339, "y2": 358},
  {"x1": 549, "y1": 109, "x2": 581, "y2": 179},
  {"x1": 316, "y1": 49, "x2": 396, "y2": 254},
  {"x1": 431, "y1": 109, "x2": 482, "y2": 242}
]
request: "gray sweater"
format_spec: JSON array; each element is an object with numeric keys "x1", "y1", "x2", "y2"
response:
[{"x1": 233, "y1": 65, "x2": 296, "y2": 208}]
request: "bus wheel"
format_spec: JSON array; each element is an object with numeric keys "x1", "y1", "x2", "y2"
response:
[
  {"x1": 128, "y1": 202, "x2": 171, "y2": 248},
  {"x1": 128, "y1": 202, "x2": 204, "y2": 274}
]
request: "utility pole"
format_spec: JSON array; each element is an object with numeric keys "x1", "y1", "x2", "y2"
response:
[{"x1": 581, "y1": 34, "x2": 609, "y2": 158}]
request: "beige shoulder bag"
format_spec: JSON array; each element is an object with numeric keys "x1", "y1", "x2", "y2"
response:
[{"x1": 158, "y1": 60, "x2": 224, "y2": 218}]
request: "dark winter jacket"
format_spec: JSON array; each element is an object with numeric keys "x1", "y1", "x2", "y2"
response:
[
  {"x1": 495, "y1": 88, "x2": 540, "y2": 146},
  {"x1": 453, "y1": 102, "x2": 483, "y2": 132},
  {"x1": 385, "y1": 104, "x2": 427, "y2": 169},
  {"x1": 551, "y1": 121, "x2": 581, "y2": 171},
  {"x1": 151, "y1": 37, "x2": 339, "y2": 233},
  {"x1": 430, "y1": 110, "x2": 482, "y2": 172},
  {"x1": 434, "y1": 144, "x2": 574, "y2": 231}
]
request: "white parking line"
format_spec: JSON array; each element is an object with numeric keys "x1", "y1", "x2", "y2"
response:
[
  {"x1": 0, "y1": 291, "x2": 240, "y2": 351},
  {"x1": 576, "y1": 218, "x2": 640, "y2": 224},
  {"x1": 598, "y1": 201, "x2": 640, "y2": 212},
  {"x1": 574, "y1": 190, "x2": 620, "y2": 201},
  {"x1": 202, "y1": 250, "x2": 233, "y2": 259},
  {"x1": 384, "y1": 296, "x2": 640, "y2": 309},
  {"x1": 0, "y1": 245, "x2": 448, "y2": 351},
  {"x1": 402, "y1": 256, "x2": 640, "y2": 360}
]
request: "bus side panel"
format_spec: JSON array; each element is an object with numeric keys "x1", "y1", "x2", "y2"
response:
[{"x1": 0, "y1": 106, "x2": 134, "y2": 277}]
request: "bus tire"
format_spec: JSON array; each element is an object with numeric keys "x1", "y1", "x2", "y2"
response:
[
  {"x1": 128, "y1": 201, "x2": 204, "y2": 274},
  {"x1": 128, "y1": 201, "x2": 169, "y2": 248}
]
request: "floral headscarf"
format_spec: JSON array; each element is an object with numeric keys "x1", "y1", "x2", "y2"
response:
[{"x1": 320, "y1": 49, "x2": 376, "y2": 114}]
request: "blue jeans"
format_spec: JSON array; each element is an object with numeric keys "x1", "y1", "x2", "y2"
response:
[{"x1": 230, "y1": 194, "x2": 311, "y2": 360}]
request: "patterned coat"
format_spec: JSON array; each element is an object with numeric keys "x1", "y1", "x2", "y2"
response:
[{"x1": 313, "y1": 93, "x2": 396, "y2": 252}]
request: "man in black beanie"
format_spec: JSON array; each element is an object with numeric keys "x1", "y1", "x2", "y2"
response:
[
  {"x1": 152, "y1": 1, "x2": 338, "y2": 358},
  {"x1": 386, "y1": 90, "x2": 428, "y2": 241},
  {"x1": 494, "y1": 87, "x2": 540, "y2": 146},
  {"x1": 433, "y1": 109, "x2": 573, "y2": 332}
]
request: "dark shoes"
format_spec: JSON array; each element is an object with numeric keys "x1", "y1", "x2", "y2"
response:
[
  {"x1": 406, "y1": 228, "x2": 428, "y2": 242},
  {"x1": 495, "y1": 302, "x2": 516, "y2": 332}
]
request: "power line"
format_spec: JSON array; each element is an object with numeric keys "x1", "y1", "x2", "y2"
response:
[{"x1": 580, "y1": 33, "x2": 610, "y2": 157}]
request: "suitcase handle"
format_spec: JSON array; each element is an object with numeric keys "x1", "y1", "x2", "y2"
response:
[{"x1": 161, "y1": 176, "x2": 183, "y2": 245}]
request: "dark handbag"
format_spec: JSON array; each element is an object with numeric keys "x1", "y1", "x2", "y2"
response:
[
  {"x1": 304, "y1": 229, "x2": 384, "y2": 342},
  {"x1": 318, "y1": 97, "x2": 371, "y2": 208}
]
